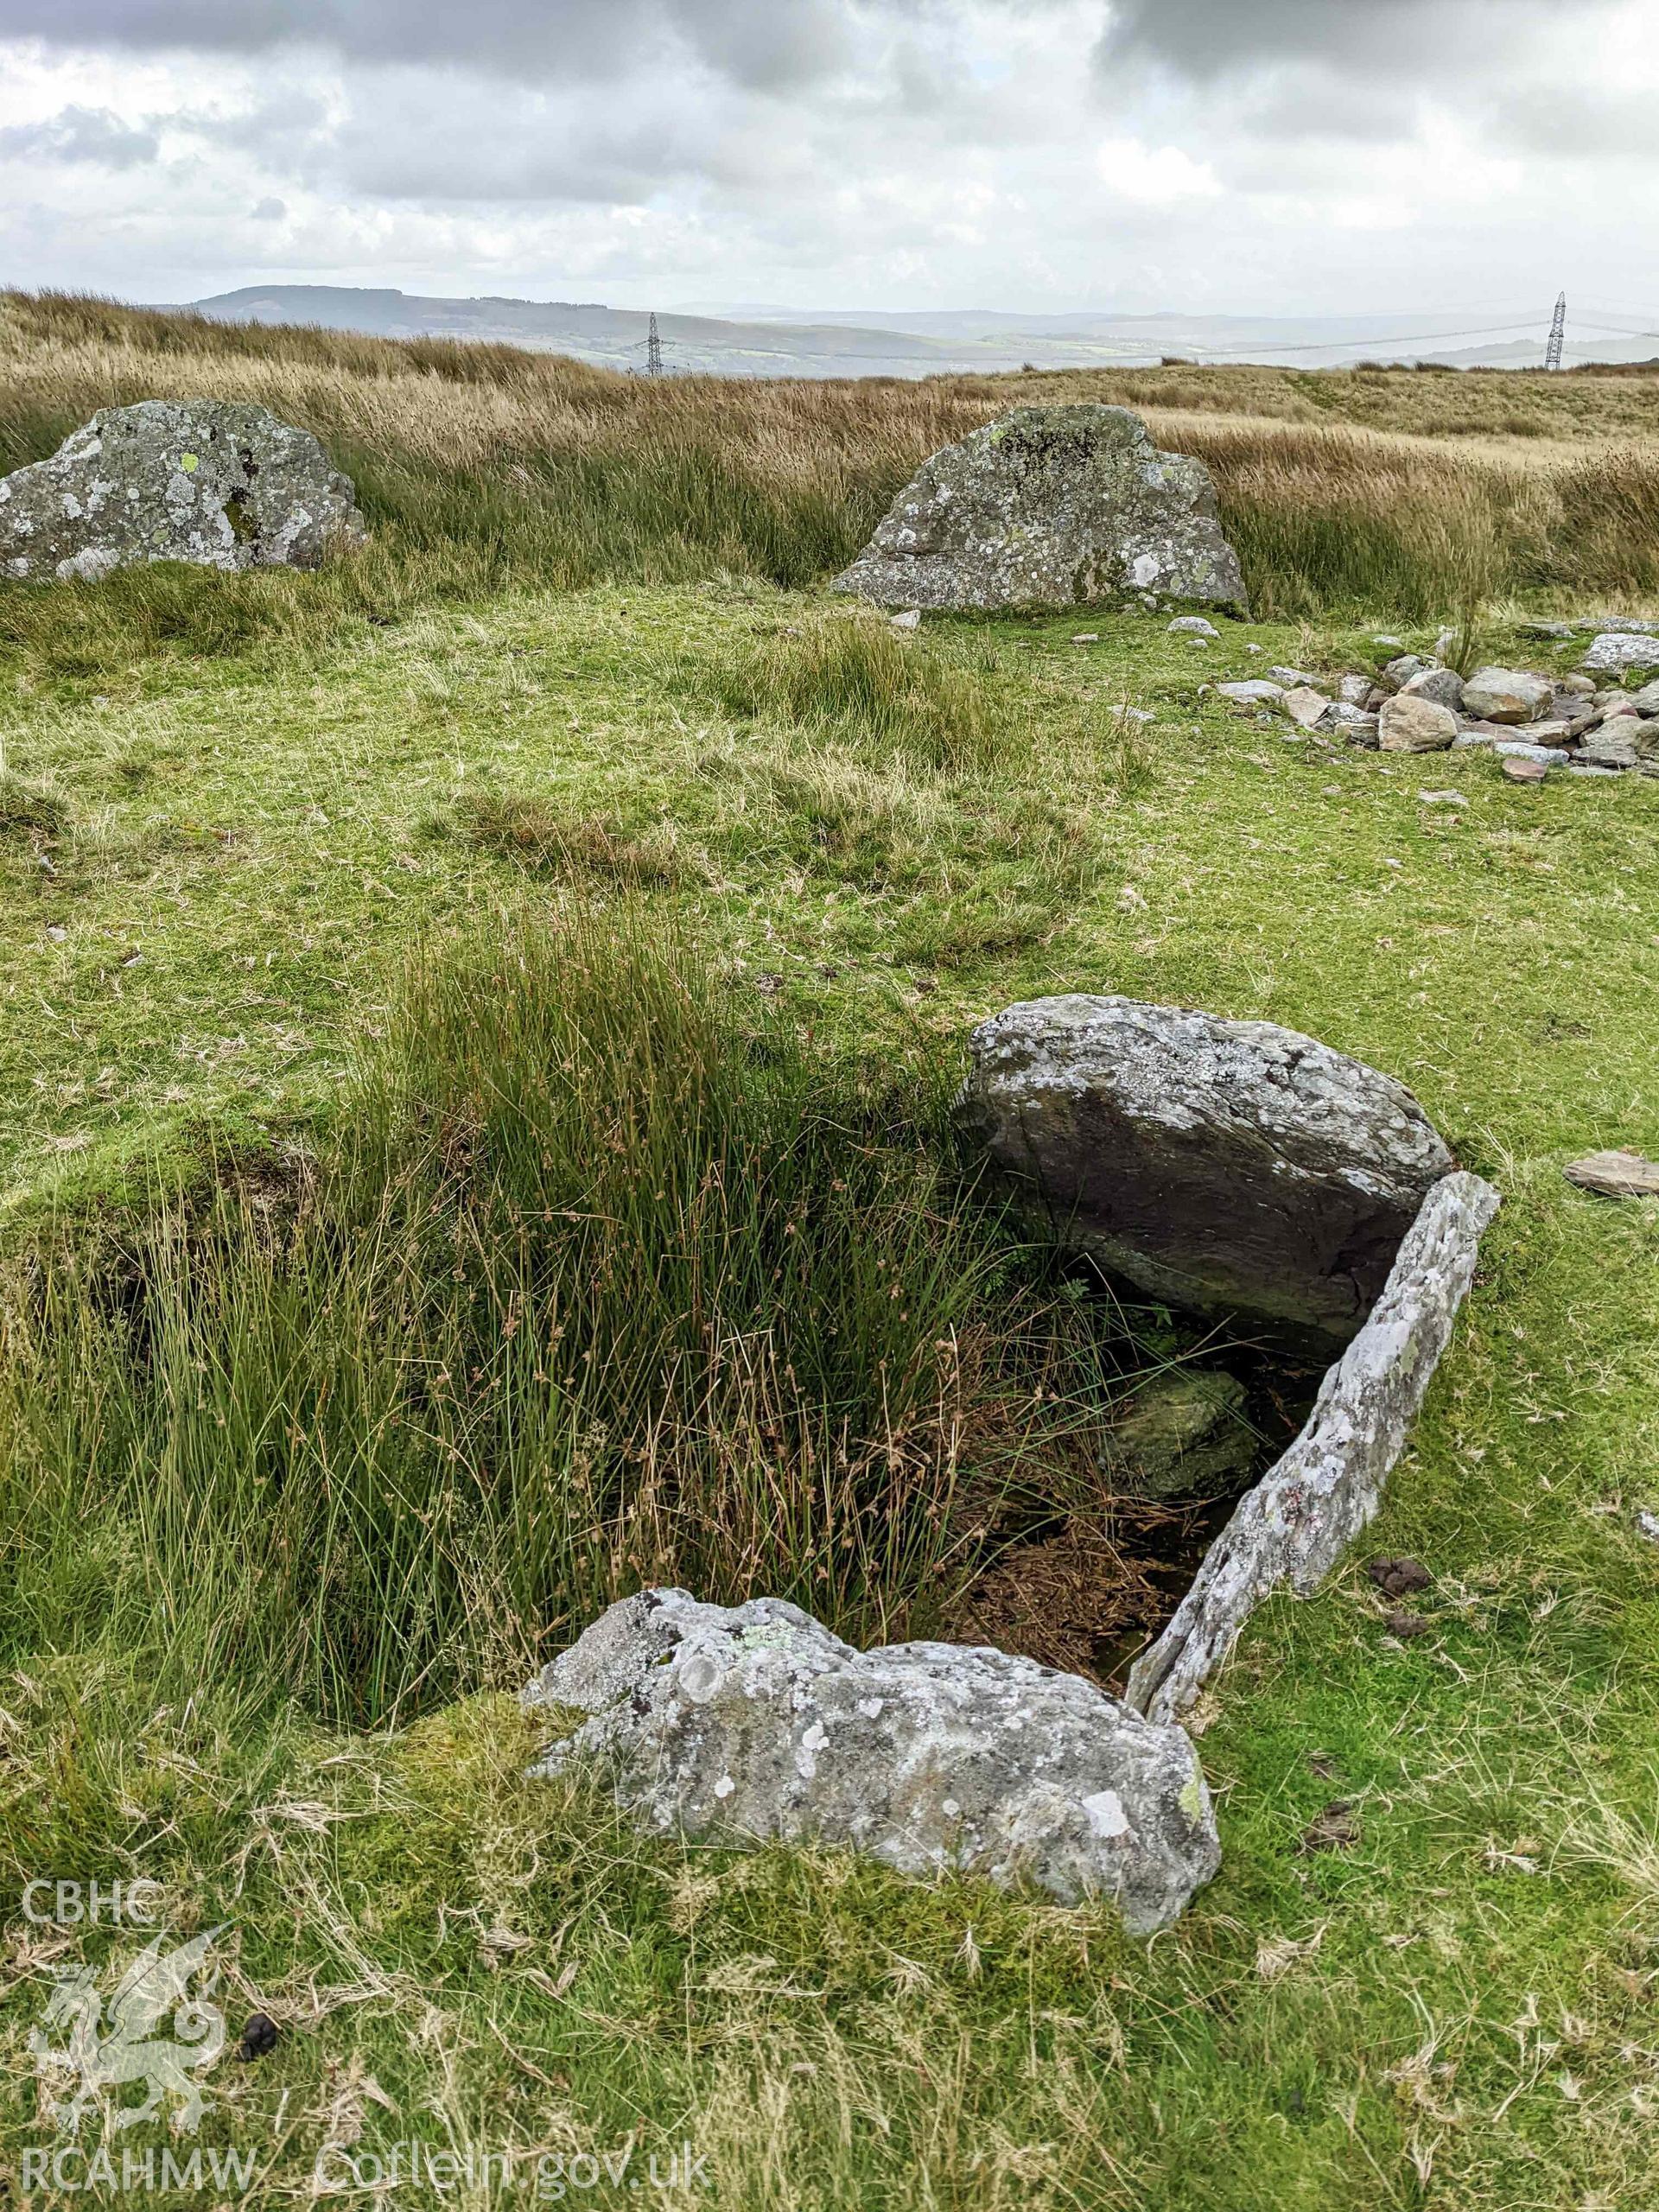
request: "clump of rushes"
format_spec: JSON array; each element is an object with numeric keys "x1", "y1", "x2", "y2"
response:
[{"x1": 0, "y1": 911, "x2": 1149, "y2": 1725}]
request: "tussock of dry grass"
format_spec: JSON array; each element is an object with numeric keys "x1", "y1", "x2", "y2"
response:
[
  {"x1": 0, "y1": 770, "x2": 67, "y2": 839},
  {"x1": 453, "y1": 792, "x2": 696, "y2": 886}
]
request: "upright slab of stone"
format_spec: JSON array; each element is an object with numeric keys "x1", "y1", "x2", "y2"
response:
[
  {"x1": 525, "y1": 1588, "x2": 1220, "y2": 1932},
  {"x1": 834, "y1": 405, "x2": 1248, "y2": 614},
  {"x1": 1128, "y1": 1170, "x2": 1500, "y2": 1724},
  {"x1": 959, "y1": 995, "x2": 1455, "y2": 1351},
  {"x1": 0, "y1": 400, "x2": 365, "y2": 582}
]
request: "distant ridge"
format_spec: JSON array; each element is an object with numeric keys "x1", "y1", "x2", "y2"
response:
[{"x1": 181, "y1": 286, "x2": 1659, "y2": 378}]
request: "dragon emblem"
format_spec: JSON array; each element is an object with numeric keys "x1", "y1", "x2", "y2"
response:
[{"x1": 29, "y1": 1927, "x2": 228, "y2": 2134}]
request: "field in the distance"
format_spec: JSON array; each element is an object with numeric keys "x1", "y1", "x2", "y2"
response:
[{"x1": 0, "y1": 296, "x2": 1657, "y2": 2210}]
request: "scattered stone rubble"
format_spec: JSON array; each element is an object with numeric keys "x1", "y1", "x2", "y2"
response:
[
  {"x1": 1564, "y1": 1149, "x2": 1659, "y2": 1198},
  {"x1": 1216, "y1": 626, "x2": 1659, "y2": 783}
]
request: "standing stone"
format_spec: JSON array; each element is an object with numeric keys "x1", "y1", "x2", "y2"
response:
[
  {"x1": 524, "y1": 1589, "x2": 1221, "y2": 1931},
  {"x1": 959, "y1": 996, "x2": 1456, "y2": 1350},
  {"x1": 1127, "y1": 1172, "x2": 1501, "y2": 1726},
  {"x1": 1378, "y1": 695, "x2": 1459, "y2": 752},
  {"x1": 1459, "y1": 668, "x2": 1553, "y2": 724},
  {"x1": 834, "y1": 406, "x2": 1248, "y2": 614},
  {"x1": 0, "y1": 400, "x2": 365, "y2": 582}
]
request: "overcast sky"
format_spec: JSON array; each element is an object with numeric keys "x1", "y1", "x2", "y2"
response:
[{"x1": 1, "y1": 0, "x2": 1656, "y2": 326}]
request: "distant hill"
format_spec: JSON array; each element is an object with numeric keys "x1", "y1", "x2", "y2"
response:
[
  {"x1": 182, "y1": 286, "x2": 1659, "y2": 378},
  {"x1": 186, "y1": 288, "x2": 978, "y2": 378}
]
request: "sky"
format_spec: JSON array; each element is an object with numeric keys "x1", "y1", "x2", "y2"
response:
[{"x1": 0, "y1": 0, "x2": 1656, "y2": 327}]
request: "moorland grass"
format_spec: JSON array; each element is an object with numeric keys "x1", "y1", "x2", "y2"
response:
[
  {"x1": 7, "y1": 290, "x2": 1659, "y2": 690},
  {"x1": 2, "y1": 301, "x2": 1659, "y2": 2211}
]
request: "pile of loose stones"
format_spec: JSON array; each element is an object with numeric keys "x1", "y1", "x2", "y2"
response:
[{"x1": 1185, "y1": 614, "x2": 1659, "y2": 785}]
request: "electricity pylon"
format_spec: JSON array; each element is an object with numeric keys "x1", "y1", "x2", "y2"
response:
[
  {"x1": 1545, "y1": 292, "x2": 1567, "y2": 372},
  {"x1": 645, "y1": 313, "x2": 664, "y2": 377}
]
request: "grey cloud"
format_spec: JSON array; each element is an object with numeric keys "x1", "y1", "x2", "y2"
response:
[
  {"x1": 0, "y1": 104, "x2": 160, "y2": 168},
  {"x1": 173, "y1": 88, "x2": 334, "y2": 165},
  {"x1": 1485, "y1": 81, "x2": 1657, "y2": 151},
  {"x1": 1098, "y1": 0, "x2": 1568, "y2": 79},
  {"x1": 342, "y1": 100, "x2": 722, "y2": 204},
  {"x1": 0, "y1": 0, "x2": 969, "y2": 90}
]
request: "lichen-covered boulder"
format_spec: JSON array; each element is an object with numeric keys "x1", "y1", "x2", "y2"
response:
[
  {"x1": 524, "y1": 1588, "x2": 1220, "y2": 1930},
  {"x1": 0, "y1": 400, "x2": 365, "y2": 582},
  {"x1": 834, "y1": 405, "x2": 1247, "y2": 615},
  {"x1": 1583, "y1": 632, "x2": 1659, "y2": 676},
  {"x1": 960, "y1": 996, "x2": 1456, "y2": 1351}
]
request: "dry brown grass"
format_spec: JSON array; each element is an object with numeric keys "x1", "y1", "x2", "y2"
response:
[{"x1": 3, "y1": 288, "x2": 1658, "y2": 652}]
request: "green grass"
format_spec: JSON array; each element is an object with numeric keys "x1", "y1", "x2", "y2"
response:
[
  {"x1": 0, "y1": 909, "x2": 1173, "y2": 1729},
  {"x1": 1, "y1": 579, "x2": 1656, "y2": 2207}
]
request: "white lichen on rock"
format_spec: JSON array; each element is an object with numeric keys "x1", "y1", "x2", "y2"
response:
[
  {"x1": 524, "y1": 1589, "x2": 1221, "y2": 1931},
  {"x1": 959, "y1": 995, "x2": 1455, "y2": 1350},
  {"x1": 834, "y1": 405, "x2": 1247, "y2": 614},
  {"x1": 1127, "y1": 1170, "x2": 1501, "y2": 1725},
  {"x1": 0, "y1": 399, "x2": 365, "y2": 582}
]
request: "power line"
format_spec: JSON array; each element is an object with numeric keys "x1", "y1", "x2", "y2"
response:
[{"x1": 1157, "y1": 317, "x2": 1554, "y2": 359}]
